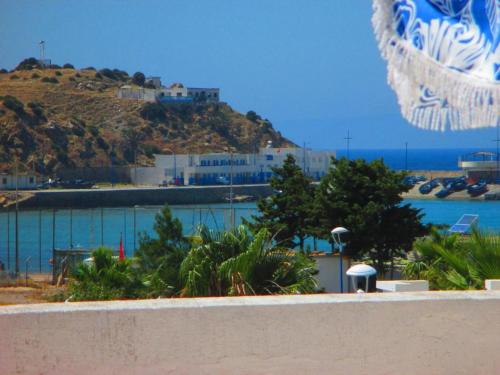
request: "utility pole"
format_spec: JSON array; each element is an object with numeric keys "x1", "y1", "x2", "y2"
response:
[
  {"x1": 39, "y1": 41, "x2": 45, "y2": 68},
  {"x1": 14, "y1": 157, "x2": 19, "y2": 276},
  {"x1": 344, "y1": 130, "x2": 352, "y2": 160},
  {"x1": 405, "y1": 142, "x2": 408, "y2": 171},
  {"x1": 494, "y1": 125, "x2": 500, "y2": 183},
  {"x1": 229, "y1": 150, "x2": 234, "y2": 229}
]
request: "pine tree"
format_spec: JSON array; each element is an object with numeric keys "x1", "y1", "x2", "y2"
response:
[
  {"x1": 314, "y1": 157, "x2": 427, "y2": 273},
  {"x1": 245, "y1": 154, "x2": 314, "y2": 250}
]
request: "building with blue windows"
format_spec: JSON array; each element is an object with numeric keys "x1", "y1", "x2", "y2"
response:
[{"x1": 132, "y1": 147, "x2": 335, "y2": 186}]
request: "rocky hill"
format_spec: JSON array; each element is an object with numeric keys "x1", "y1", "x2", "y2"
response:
[{"x1": 0, "y1": 59, "x2": 294, "y2": 174}]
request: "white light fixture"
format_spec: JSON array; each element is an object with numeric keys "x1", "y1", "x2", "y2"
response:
[{"x1": 331, "y1": 227, "x2": 349, "y2": 293}]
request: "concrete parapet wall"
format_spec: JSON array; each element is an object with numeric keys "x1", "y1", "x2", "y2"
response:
[
  {"x1": 17, "y1": 185, "x2": 274, "y2": 209},
  {"x1": 2, "y1": 292, "x2": 500, "y2": 375}
]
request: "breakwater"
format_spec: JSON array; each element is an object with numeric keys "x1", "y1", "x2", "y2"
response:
[{"x1": 12, "y1": 185, "x2": 273, "y2": 209}]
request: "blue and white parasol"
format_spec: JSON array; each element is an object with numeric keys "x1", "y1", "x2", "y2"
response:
[{"x1": 373, "y1": 0, "x2": 499, "y2": 130}]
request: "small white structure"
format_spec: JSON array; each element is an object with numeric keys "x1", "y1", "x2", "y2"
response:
[
  {"x1": 132, "y1": 147, "x2": 335, "y2": 186},
  {"x1": 312, "y1": 252, "x2": 350, "y2": 293},
  {"x1": 0, "y1": 174, "x2": 37, "y2": 190},
  {"x1": 376, "y1": 280, "x2": 429, "y2": 292}
]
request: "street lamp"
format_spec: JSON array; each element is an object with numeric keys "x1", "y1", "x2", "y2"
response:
[{"x1": 331, "y1": 226, "x2": 349, "y2": 293}]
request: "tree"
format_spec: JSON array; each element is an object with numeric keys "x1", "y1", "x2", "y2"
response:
[
  {"x1": 179, "y1": 225, "x2": 317, "y2": 297},
  {"x1": 245, "y1": 154, "x2": 314, "y2": 250},
  {"x1": 132, "y1": 71, "x2": 146, "y2": 86},
  {"x1": 314, "y1": 157, "x2": 427, "y2": 274},
  {"x1": 134, "y1": 206, "x2": 190, "y2": 296}
]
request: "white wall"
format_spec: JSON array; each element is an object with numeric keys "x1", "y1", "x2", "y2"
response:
[
  {"x1": 314, "y1": 255, "x2": 350, "y2": 292},
  {"x1": 2, "y1": 292, "x2": 500, "y2": 375}
]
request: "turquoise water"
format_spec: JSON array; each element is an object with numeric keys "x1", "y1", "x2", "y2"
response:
[{"x1": 1, "y1": 199, "x2": 499, "y2": 273}]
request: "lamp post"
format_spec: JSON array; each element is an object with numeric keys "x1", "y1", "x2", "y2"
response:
[{"x1": 331, "y1": 227, "x2": 349, "y2": 293}]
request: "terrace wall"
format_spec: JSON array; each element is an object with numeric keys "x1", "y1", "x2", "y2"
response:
[{"x1": 1, "y1": 291, "x2": 500, "y2": 374}]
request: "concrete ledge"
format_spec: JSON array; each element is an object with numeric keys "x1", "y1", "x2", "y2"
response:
[
  {"x1": 376, "y1": 280, "x2": 429, "y2": 292},
  {"x1": 2, "y1": 292, "x2": 500, "y2": 374},
  {"x1": 485, "y1": 279, "x2": 500, "y2": 290}
]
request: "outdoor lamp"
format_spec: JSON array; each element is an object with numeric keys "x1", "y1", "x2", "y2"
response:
[{"x1": 331, "y1": 227, "x2": 348, "y2": 293}]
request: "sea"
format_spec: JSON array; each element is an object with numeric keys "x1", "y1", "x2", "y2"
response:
[{"x1": 0, "y1": 148, "x2": 498, "y2": 273}]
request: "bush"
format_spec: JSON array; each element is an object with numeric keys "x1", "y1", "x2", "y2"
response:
[
  {"x1": 87, "y1": 125, "x2": 99, "y2": 137},
  {"x1": 246, "y1": 110, "x2": 261, "y2": 122},
  {"x1": 63, "y1": 63, "x2": 75, "y2": 69},
  {"x1": 15, "y1": 57, "x2": 41, "y2": 70},
  {"x1": 10, "y1": 74, "x2": 20, "y2": 80},
  {"x1": 41, "y1": 76, "x2": 59, "y2": 84},
  {"x1": 68, "y1": 247, "x2": 144, "y2": 301},
  {"x1": 140, "y1": 102, "x2": 166, "y2": 122},
  {"x1": 96, "y1": 136, "x2": 109, "y2": 150},
  {"x1": 68, "y1": 76, "x2": 76, "y2": 82},
  {"x1": 142, "y1": 144, "x2": 161, "y2": 158},
  {"x1": 132, "y1": 72, "x2": 145, "y2": 86},
  {"x1": 55, "y1": 71, "x2": 62, "y2": 76},
  {"x1": 83, "y1": 66, "x2": 96, "y2": 71},
  {"x1": 75, "y1": 72, "x2": 81, "y2": 78},
  {"x1": 31, "y1": 72, "x2": 40, "y2": 79},
  {"x1": 0, "y1": 109, "x2": 5, "y2": 116},
  {"x1": 95, "y1": 72, "x2": 102, "y2": 79},
  {"x1": 0, "y1": 69, "x2": 8, "y2": 74},
  {"x1": 3, "y1": 95, "x2": 25, "y2": 115},
  {"x1": 27, "y1": 101, "x2": 44, "y2": 118}
]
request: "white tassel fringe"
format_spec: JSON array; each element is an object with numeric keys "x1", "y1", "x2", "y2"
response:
[{"x1": 372, "y1": 0, "x2": 500, "y2": 131}]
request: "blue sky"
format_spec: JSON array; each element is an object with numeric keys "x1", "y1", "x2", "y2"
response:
[{"x1": 0, "y1": 0, "x2": 497, "y2": 150}]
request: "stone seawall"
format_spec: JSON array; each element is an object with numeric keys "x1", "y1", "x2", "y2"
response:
[{"x1": 15, "y1": 185, "x2": 273, "y2": 209}]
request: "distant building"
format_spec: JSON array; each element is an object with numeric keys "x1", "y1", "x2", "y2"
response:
[
  {"x1": 117, "y1": 78, "x2": 220, "y2": 104},
  {"x1": 132, "y1": 147, "x2": 335, "y2": 186},
  {"x1": 459, "y1": 151, "x2": 500, "y2": 183},
  {"x1": 145, "y1": 76, "x2": 162, "y2": 88},
  {"x1": 0, "y1": 174, "x2": 37, "y2": 190}
]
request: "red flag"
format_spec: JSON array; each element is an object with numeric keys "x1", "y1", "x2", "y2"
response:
[{"x1": 119, "y1": 235, "x2": 125, "y2": 261}]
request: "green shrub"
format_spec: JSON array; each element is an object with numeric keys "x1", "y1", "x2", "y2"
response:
[
  {"x1": 15, "y1": 57, "x2": 41, "y2": 70},
  {"x1": 63, "y1": 63, "x2": 75, "y2": 69},
  {"x1": 140, "y1": 102, "x2": 166, "y2": 122},
  {"x1": 41, "y1": 76, "x2": 59, "y2": 84},
  {"x1": 68, "y1": 247, "x2": 144, "y2": 301},
  {"x1": 83, "y1": 66, "x2": 96, "y2": 71},
  {"x1": 0, "y1": 109, "x2": 5, "y2": 116},
  {"x1": 3, "y1": 95, "x2": 25, "y2": 114},
  {"x1": 88, "y1": 125, "x2": 99, "y2": 137},
  {"x1": 96, "y1": 136, "x2": 109, "y2": 150},
  {"x1": 95, "y1": 72, "x2": 102, "y2": 79},
  {"x1": 31, "y1": 72, "x2": 41, "y2": 79},
  {"x1": 75, "y1": 72, "x2": 81, "y2": 78},
  {"x1": 27, "y1": 101, "x2": 44, "y2": 118},
  {"x1": 10, "y1": 74, "x2": 20, "y2": 80},
  {"x1": 55, "y1": 71, "x2": 62, "y2": 76},
  {"x1": 142, "y1": 144, "x2": 161, "y2": 158},
  {"x1": 245, "y1": 110, "x2": 261, "y2": 122},
  {"x1": 0, "y1": 68, "x2": 7, "y2": 74},
  {"x1": 68, "y1": 76, "x2": 76, "y2": 82}
]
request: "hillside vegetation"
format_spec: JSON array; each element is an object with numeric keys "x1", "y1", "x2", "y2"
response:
[{"x1": 0, "y1": 59, "x2": 294, "y2": 174}]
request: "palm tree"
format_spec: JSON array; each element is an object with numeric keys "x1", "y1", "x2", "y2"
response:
[
  {"x1": 403, "y1": 227, "x2": 500, "y2": 290},
  {"x1": 179, "y1": 225, "x2": 318, "y2": 297},
  {"x1": 69, "y1": 247, "x2": 143, "y2": 301}
]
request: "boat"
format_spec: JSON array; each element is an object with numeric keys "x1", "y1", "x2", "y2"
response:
[
  {"x1": 467, "y1": 181, "x2": 488, "y2": 197},
  {"x1": 435, "y1": 186, "x2": 452, "y2": 198},
  {"x1": 449, "y1": 177, "x2": 467, "y2": 192},
  {"x1": 419, "y1": 178, "x2": 440, "y2": 195}
]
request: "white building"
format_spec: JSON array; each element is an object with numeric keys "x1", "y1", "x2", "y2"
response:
[
  {"x1": 0, "y1": 174, "x2": 37, "y2": 190},
  {"x1": 132, "y1": 147, "x2": 335, "y2": 186},
  {"x1": 117, "y1": 80, "x2": 220, "y2": 104}
]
